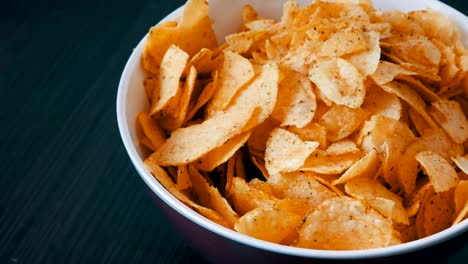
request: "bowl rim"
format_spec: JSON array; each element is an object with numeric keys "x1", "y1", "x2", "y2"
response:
[{"x1": 117, "y1": 0, "x2": 468, "y2": 259}]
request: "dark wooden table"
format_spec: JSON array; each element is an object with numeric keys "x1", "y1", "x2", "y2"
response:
[{"x1": 1, "y1": 0, "x2": 468, "y2": 263}]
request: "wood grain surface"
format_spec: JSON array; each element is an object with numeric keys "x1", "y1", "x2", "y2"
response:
[{"x1": 0, "y1": 0, "x2": 467, "y2": 263}]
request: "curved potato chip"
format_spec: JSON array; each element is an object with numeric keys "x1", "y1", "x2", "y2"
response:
[
  {"x1": 153, "y1": 62, "x2": 278, "y2": 165},
  {"x1": 430, "y1": 100, "x2": 468, "y2": 144},
  {"x1": 297, "y1": 196, "x2": 393, "y2": 250},
  {"x1": 333, "y1": 149, "x2": 379, "y2": 185},
  {"x1": 150, "y1": 45, "x2": 189, "y2": 116},
  {"x1": 326, "y1": 140, "x2": 360, "y2": 155},
  {"x1": 345, "y1": 31, "x2": 381, "y2": 77},
  {"x1": 271, "y1": 71, "x2": 316, "y2": 128},
  {"x1": 195, "y1": 131, "x2": 251, "y2": 172},
  {"x1": 229, "y1": 177, "x2": 276, "y2": 216},
  {"x1": 137, "y1": 112, "x2": 166, "y2": 149},
  {"x1": 142, "y1": 0, "x2": 217, "y2": 75},
  {"x1": 286, "y1": 123, "x2": 327, "y2": 149},
  {"x1": 268, "y1": 171, "x2": 337, "y2": 207},
  {"x1": 319, "y1": 30, "x2": 367, "y2": 57},
  {"x1": 235, "y1": 206, "x2": 303, "y2": 244},
  {"x1": 206, "y1": 51, "x2": 254, "y2": 116},
  {"x1": 345, "y1": 177, "x2": 409, "y2": 224},
  {"x1": 362, "y1": 85, "x2": 402, "y2": 120},
  {"x1": 370, "y1": 61, "x2": 416, "y2": 86},
  {"x1": 188, "y1": 165, "x2": 239, "y2": 227},
  {"x1": 398, "y1": 128, "x2": 463, "y2": 194},
  {"x1": 265, "y1": 128, "x2": 320, "y2": 175},
  {"x1": 416, "y1": 151, "x2": 459, "y2": 193},
  {"x1": 416, "y1": 187, "x2": 454, "y2": 238},
  {"x1": 380, "y1": 81, "x2": 437, "y2": 128},
  {"x1": 143, "y1": 157, "x2": 230, "y2": 228},
  {"x1": 308, "y1": 57, "x2": 365, "y2": 108},
  {"x1": 319, "y1": 104, "x2": 369, "y2": 141},
  {"x1": 302, "y1": 150, "x2": 361, "y2": 175}
]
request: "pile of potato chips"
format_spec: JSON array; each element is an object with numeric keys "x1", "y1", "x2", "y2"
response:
[{"x1": 137, "y1": 0, "x2": 468, "y2": 250}]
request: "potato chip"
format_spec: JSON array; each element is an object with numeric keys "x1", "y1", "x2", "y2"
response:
[
  {"x1": 265, "y1": 128, "x2": 320, "y2": 175},
  {"x1": 189, "y1": 48, "x2": 220, "y2": 74},
  {"x1": 453, "y1": 201, "x2": 468, "y2": 225},
  {"x1": 286, "y1": 123, "x2": 327, "y2": 149},
  {"x1": 370, "y1": 61, "x2": 416, "y2": 86},
  {"x1": 344, "y1": 177, "x2": 409, "y2": 224},
  {"x1": 195, "y1": 131, "x2": 251, "y2": 172},
  {"x1": 345, "y1": 31, "x2": 381, "y2": 77},
  {"x1": 416, "y1": 187, "x2": 454, "y2": 238},
  {"x1": 308, "y1": 58, "x2": 365, "y2": 108},
  {"x1": 318, "y1": 30, "x2": 368, "y2": 57},
  {"x1": 153, "y1": 63, "x2": 278, "y2": 165},
  {"x1": 408, "y1": 107, "x2": 431, "y2": 136},
  {"x1": 225, "y1": 30, "x2": 267, "y2": 54},
  {"x1": 325, "y1": 140, "x2": 360, "y2": 156},
  {"x1": 302, "y1": 150, "x2": 362, "y2": 175},
  {"x1": 206, "y1": 51, "x2": 255, "y2": 116},
  {"x1": 149, "y1": 45, "x2": 189, "y2": 116},
  {"x1": 229, "y1": 177, "x2": 276, "y2": 216},
  {"x1": 176, "y1": 165, "x2": 192, "y2": 191},
  {"x1": 271, "y1": 70, "x2": 316, "y2": 128},
  {"x1": 137, "y1": 112, "x2": 166, "y2": 149},
  {"x1": 151, "y1": 103, "x2": 257, "y2": 165},
  {"x1": 268, "y1": 171, "x2": 337, "y2": 207},
  {"x1": 143, "y1": 77, "x2": 157, "y2": 104},
  {"x1": 362, "y1": 85, "x2": 402, "y2": 120},
  {"x1": 429, "y1": 100, "x2": 468, "y2": 144},
  {"x1": 143, "y1": 156, "x2": 230, "y2": 228},
  {"x1": 235, "y1": 206, "x2": 303, "y2": 244},
  {"x1": 159, "y1": 65, "x2": 198, "y2": 131},
  {"x1": 185, "y1": 71, "x2": 218, "y2": 122},
  {"x1": 188, "y1": 165, "x2": 239, "y2": 227},
  {"x1": 398, "y1": 128, "x2": 463, "y2": 195},
  {"x1": 141, "y1": 0, "x2": 217, "y2": 75},
  {"x1": 397, "y1": 75, "x2": 440, "y2": 103},
  {"x1": 247, "y1": 117, "x2": 279, "y2": 155},
  {"x1": 241, "y1": 4, "x2": 259, "y2": 30},
  {"x1": 333, "y1": 149, "x2": 379, "y2": 185},
  {"x1": 319, "y1": 104, "x2": 369, "y2": 141},
  {"x1": 416, "y1": 151, "x2": 459, "y2": 193},
  {"x1": 380, "y1": 81, "x2": 437, "y2": 128},
  {"x1": 453, "y1": 155, "x2": 468, "y2": 174},
  {"x1": 297, "y1": 196, "x2": 393, "y2": 250}
]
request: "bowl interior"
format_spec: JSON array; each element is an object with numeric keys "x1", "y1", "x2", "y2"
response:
[{"x1": 117, "y1": 0, "x2": 468, "y2": 259}]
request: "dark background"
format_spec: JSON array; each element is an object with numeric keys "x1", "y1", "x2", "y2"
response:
[{"x1": 0, "y1": 0, "x2": 467, "y2": 263}]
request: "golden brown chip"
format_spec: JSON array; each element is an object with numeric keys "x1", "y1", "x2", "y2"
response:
[
  {"x1": 235, "y1": 206, "x2": 303, "y2": 244},
  {"x1": 429, "y1": 100, "x2": 468, "y2": 144},
  {"x1": 344, "y1": 177, "x2": 409, "y2": 224},
  {"x1": 229, "y1": 177, "x2": 276, "y2": 216},
  {"x1": 333, "y1": 149, "x2": 379, "y2": 185},
  {"x1": 141, "y1": 0, "x2": 217, "y2": 75},
  {"x1": 370, "y1": 61, "x2": 416, "y2": 86},
  {"x1": 308, "y1": 58, "x2": 365, "y2": 108},
  {"x1": 188, "y1": 165, "x2": 239, "y2": 227},
  {"x1": 143, "y1": 156, "x2": 230, "y2": 228},
  {"x1": 453, "y1": 155, "x2": 468, "y2": 174},
  {"x1": 297, "y1": 196, "x2": 393, "y2": 250},
  {"x1": 206, "y1": 51, "x2": 254, "y2": 116},
  {"x1": 302, "y1": 150, "x2": 362, "y2": 175},
  {"x1": 265, "y1": 128, "x2": 320, "y2": 175},
  {"x1": 416, "y1": 187, "x2": 454, "y2": 238},
  {"x1": 271, "y1": 70, "x2": 316, "y2": 128},
  {"x1": 268, "y1": 171, "x2": 337, "y2": 207},
  {"x1": 318, "y1": 104, "x2": 369, "y2": 142},
  {"x1": 195, "y1": 131, "x2": 251, "y2": 172},
  {"x1": 137, "y1": 112, "x2": 166, "y2": 149},
  {"x1": 362, "y1": 85, "x2": 402, "y2": 120},
  {"x1": 345, "y1": 31, "x2": 381, "y2": 77},
  {"x1": 416, "y1": 151, "x2": 459, "y2": 193},
  {"x1": 150, "y1": 45, "x2": 189, "y2": 116}
]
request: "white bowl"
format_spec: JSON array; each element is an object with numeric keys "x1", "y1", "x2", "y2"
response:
[{"x1": 117, "y1": 0, "x2": 468, "y2": 262}]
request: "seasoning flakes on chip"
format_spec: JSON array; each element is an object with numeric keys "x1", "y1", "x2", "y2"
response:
[{"x1": 139, "y1": 0, "x2": 468, "y2": 250}]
